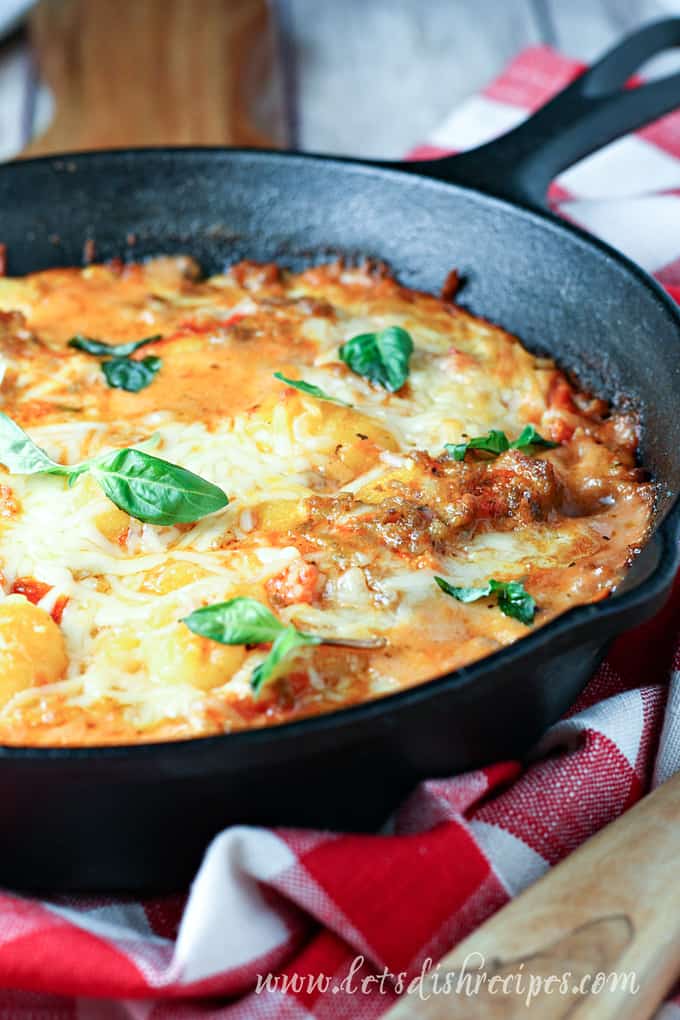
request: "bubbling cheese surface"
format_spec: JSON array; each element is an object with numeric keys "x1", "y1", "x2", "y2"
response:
[{"x1": 0, "y1": 256, "x2": 653, "y2": 745}]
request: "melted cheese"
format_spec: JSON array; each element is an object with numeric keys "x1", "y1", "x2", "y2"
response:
[{"x1": 0, "y1": 257, "x2": 653, "y2": 745}]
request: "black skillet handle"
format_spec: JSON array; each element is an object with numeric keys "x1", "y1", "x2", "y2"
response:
[{"x1": 405, "y1": 18, "x2": 680, "y2": 210}]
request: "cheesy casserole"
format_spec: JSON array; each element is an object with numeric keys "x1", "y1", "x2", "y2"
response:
[{"x1": 0, "y1": 256, "x2": 653, "y2": 745}]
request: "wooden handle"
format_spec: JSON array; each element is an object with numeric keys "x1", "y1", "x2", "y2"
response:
[
  {"x1": 386, "y1": 772, "x2": 680, "y2": 1019},
  {"x1": 22, "y1": 0, "x2": 286, "y2": 157}
]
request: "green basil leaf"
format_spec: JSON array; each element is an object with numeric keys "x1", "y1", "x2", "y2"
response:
[
  {"x1": 89, "y1": 448, "x2": 228, "y2": 524},
  {"x1": 489, "y1": 579, "x2": 537, "y2": 625},
  {"x1": 102, "y1": 356, "x2": 162, "y2": 392},
  {"x1": 183, "y1": 597, "x2": 287, "y2": 645},
  {"x1": 435, "y1": 575, "x2": 536, "y2": 625},
  {"x1": 251, "y1": 626, "x2": 319, "y2": 696},
  {"x1": 339, "y1": 325, "x2": 413, "y2": 392},
  {"x1": 182, "y1": 596, "x2": 321, "y2": 696},
  {"x1": 444, "y1": 443, "x2": 467, "y2": 462},
  {"x1": 511, "y1": 425, "x2": 558, "y2": 453},
  {"x1": 445, "y1": 430, "x2": 510, "y2": 462},
  {"x1": 447, "y1": 426, "x2": 557, "y2": 462},
  {"x1": 434, "y1": 576, "x2": 493, "y2": 602},
  {"x1": 69, "y1": 334, "x2": 161, "y2": 358},
  {"x1": 0, "y1": 413, "x2": 226, "y2": 525},
  {"x1": 273, "y1": 372, "x2": 352, "y2": 406},
  {"x1": 0, "y1": 413, "x2": 67, "y2": 475}
]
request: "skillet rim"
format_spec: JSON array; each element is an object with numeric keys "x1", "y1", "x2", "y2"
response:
[{"x1": 0, "y1": 145, "x2": 679, "y2": 761}]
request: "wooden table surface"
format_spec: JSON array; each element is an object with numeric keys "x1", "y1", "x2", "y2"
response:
[{"x1": 281, "y1": 0, "x2": 680, "y2": 156}]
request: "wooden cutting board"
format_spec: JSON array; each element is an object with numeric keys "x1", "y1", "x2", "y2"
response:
[{"x1": 21, "y1": 0, "x2": 287, "y2": 156}]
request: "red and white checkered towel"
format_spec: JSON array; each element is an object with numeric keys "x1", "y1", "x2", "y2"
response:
[{"x1": 1, "y1": 47, "x2": 680, "y2": 1020}]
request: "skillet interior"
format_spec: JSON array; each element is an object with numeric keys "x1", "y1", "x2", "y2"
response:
[{"x1": 1, "y1": 149, "x2": 679, "y2": 890}]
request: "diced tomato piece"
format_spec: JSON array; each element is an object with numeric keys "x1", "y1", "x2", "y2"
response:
[
  {"x1": 11, "y1": 577, "x2": 68, "y2": 623},
  {"x1": 549, "y1": 374, "x2": 578, "y2": 414},
  {"x1": 51, "y1": 595, "x2": 69, "y2": 624},
  {"x1": 222, "y1": 312, "x2": 247, "y2": 328},
  {"x1": 551, "y1": 419, "x2": 575, "y2": 443},
  {"x1": 178, "y1": 313, "x2": 246, "y2": 334},
  {"x1": 266, "y1": 561, "x2": 320, "y2": 607},
  {"x1": 11, "y1": 577, "x2": 51, "y2": 604}
]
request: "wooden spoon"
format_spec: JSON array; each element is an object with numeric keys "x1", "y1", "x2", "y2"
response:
[{"x1": 385, "y1": 771, "x2": 680, "y2": 1018}]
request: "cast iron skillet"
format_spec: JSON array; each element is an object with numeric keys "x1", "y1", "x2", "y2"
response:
[{"x1": 2, "y1": 21, "x2": 680, "y2": 891}]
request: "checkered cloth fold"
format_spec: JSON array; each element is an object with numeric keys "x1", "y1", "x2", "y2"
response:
[{"x1": 1, "y1": 46, "x2": 680, "y2": 1020}]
